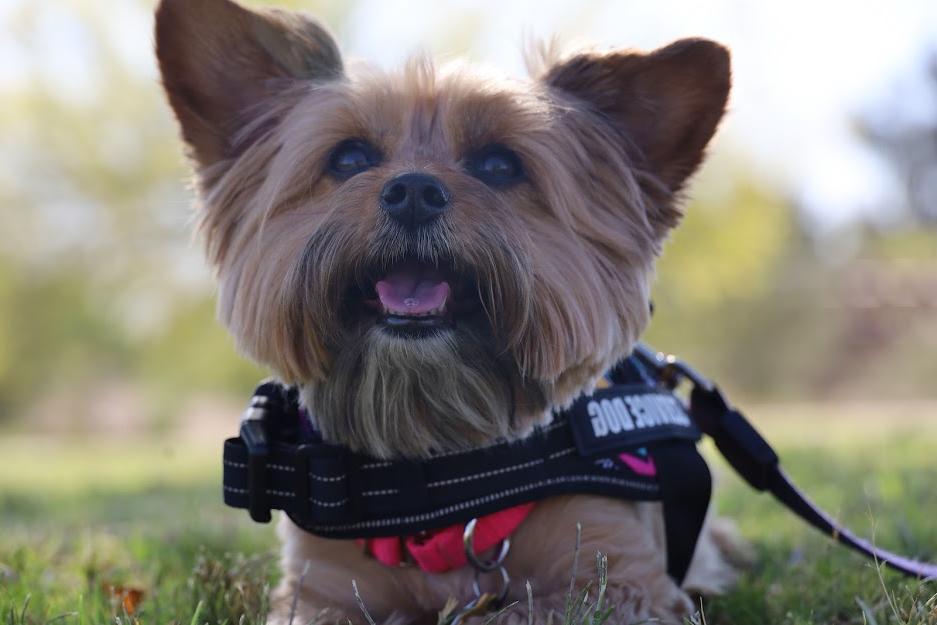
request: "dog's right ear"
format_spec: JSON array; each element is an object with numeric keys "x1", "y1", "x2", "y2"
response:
[
  {"x1": 155, "y1": 0, "x2": 343, "y2": 168},
  {"x1": 541, "y1": 39, "x2": 730, "y2": 196}
]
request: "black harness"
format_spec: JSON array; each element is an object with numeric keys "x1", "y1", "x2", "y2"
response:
[{"x1": 222, "y1": 343, "x2": 937, "y2": 583}]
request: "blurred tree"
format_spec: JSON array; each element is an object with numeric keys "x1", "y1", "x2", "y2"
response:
[
  {"x1": 644, "y1": 157, "x2": 827, "y2": 400},
  {"x1": 0, "y1": 0, "x2": 264, "y2": 424},
  {"x1": 0, "y1": 0, "x2": 365, "y2": 426},
  {"x1": 858, "y1": 51, "x2": 937, "y2": 226}
]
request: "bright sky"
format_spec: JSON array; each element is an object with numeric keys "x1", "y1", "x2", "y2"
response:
[{"x1": 3, "y1": 0, "x2": 936, "y2": 230}]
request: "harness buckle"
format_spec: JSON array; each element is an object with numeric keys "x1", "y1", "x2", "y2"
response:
[{"x1": 240, "y1": 391, "x2": 276, "y2": 523}]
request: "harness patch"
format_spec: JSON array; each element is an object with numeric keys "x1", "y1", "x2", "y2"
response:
[{"x1": 567, "y1": 386, "x2": 701, "y2": 457}]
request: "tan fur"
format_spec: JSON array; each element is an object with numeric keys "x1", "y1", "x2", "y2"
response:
[
  {"x1": 270, "y1": 500, "x2": 742, "y2": 625},
  {"x1": 155, "y1": 0, "x2": 742, "y2": 622}
]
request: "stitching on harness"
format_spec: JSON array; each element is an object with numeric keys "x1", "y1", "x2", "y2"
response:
[
  {"x1": 357, "y1": 420, "x2": 567, "y2": 469},
  {"x1": 224, "y1": 485, "x2": 348, "y2": 508},
  {"x1": 308, "y1": 474, "x2": 657, "y2": 532},
  {"x1": 312, "y1": 497, "x2": 349, "y2": 508},
  {"x1": 427, "y1": 458, "x2": 544, "y2": 488},
  {"x1": 226, "y1": 460, "x2": 344, "y2": 482},
  {"x1": 548, "y1": 447, "x2": 576, "y2": 459},
  {"x1": 361, "y1": 461, "x2": 392, "y2": 469},
  {"x1": 311, "y1": 474, "x2": 346, "y2": 482},
  {"x1": 223, "y1": 485, "x2": 292, "y2": 498},
  {"x1": 224, "y1": 460, "x2": 297, "y2": 473},
  {"x1": 419, "y1": 421, "x2": 568, "y2": 460},
  {"x1": 362, "y1": 489, "x2": 398, "y2": 496}
]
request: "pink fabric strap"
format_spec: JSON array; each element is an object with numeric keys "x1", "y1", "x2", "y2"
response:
[{"x1": 361, "y1": 503, "x2": 535, "y2": 573}]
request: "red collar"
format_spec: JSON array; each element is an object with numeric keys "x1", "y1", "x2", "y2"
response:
[{"x1": 359, "y1": 503, "x2": 535, "y2": 573}]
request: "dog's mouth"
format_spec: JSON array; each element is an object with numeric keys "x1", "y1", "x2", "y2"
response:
[{"x1": 350, "y1": 256, "x2": 480, "y2": 337}]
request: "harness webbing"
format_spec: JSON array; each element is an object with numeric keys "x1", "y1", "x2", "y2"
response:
[
  {"x1": 221, "y1": 343, "x2": 937, "y2": 584},
  {"x1": 223, "y1": 377, "x2": 710, "y2": 582}
]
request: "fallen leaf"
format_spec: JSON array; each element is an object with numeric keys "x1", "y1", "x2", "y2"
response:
[{"x1": 102, "y1": 583, "x2": 145, "y2": 615}]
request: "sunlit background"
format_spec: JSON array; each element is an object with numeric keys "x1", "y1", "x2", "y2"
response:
[
  {"x1": 2, "y1": 0, "x2": 936, "y2": 438},
  {"x1": 1, "y1": 0, "x2": 936, "y2": 620}
]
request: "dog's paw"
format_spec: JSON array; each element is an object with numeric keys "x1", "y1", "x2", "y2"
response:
[
  {"x1": 682, "y1": 516, "x2": 754, "y2": 596},
  {"x1": 266, "y1": 581, "x2": 355, "y2": 625},
  {"x1": 485, "y1": 582, "x2": 692, "y2": 625}
]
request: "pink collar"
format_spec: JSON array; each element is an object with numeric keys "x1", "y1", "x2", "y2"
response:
[{"x1": 359, "y1": 503, "x2": 535, "y2": 573}]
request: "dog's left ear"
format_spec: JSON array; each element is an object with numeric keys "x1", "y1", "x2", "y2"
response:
[{"x1": 543, "y1": 38, "x2": 730, "y2": 196}]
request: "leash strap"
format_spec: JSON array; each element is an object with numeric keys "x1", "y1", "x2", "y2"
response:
[{"x1": 688, "y1": 382, "x2": 937, "y2": 580}]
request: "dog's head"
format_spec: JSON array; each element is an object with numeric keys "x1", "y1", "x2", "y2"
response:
[{"x1": 156, "y1": 0, "x2": 730, "y2": 458}]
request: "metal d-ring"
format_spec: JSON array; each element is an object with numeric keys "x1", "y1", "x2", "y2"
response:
[
  {"x1": 471, "y1": 565, "x2": 511, "y2": 603},
  {"x1": 449, "y1": 565, "x2": 511, "y2": 625},
  {"x1": 462, "y1": 517, "x2": 511, "y2": 572}
]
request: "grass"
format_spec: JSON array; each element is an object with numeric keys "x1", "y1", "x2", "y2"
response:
[{"x1": 1, "y1": 404, "x2": 936, "y2": 624}]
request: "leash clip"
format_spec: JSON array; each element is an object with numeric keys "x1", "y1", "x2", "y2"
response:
[
  {"x1": 461, "y1": 517, "x2": 511, "y2": 609},
  {"x1": 632, "y1": 343, "x2": 714, "y2": 392}
]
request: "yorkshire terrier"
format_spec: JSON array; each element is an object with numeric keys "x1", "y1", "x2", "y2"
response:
[{"x1": 156, "y1": 0, "x2": 745, "y2": 622}]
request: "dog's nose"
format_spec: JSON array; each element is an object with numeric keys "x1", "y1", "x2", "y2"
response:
[{"x1": 380, "y1": 173, "x2": 450, "y2": 229}]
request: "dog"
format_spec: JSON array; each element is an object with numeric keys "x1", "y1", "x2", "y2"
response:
[{"x1": 155, "y1": 0, "x2": 746, "y2": 622}]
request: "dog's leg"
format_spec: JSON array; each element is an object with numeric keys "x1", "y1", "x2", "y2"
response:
[
  {"x1": 682, "y1": 515, "x2": 753, "y2": 597},
  {"x1": 265, "y1": 596, "x2": 352, "y2": 625},
  {"x1": 267, "y1": 565, "x2": 363, "y2": 625},
  {"x1": 484, "y1": 581, "x2": 691, "y2": 625},
  {"x1": 267, "y1": 516, "x2": 434, "y2": 625},
  {"x1": 502, "y1": 497, "x2": 695, "y2": 625}
]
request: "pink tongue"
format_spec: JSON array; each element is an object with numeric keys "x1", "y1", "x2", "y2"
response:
[{"x1": 376, "y1": 265, "x2": 450, "y2": 315}]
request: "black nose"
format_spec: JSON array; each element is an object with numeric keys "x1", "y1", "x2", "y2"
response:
[{"x1": 380, "y1": 173, "x2": 450, "y2": 229}]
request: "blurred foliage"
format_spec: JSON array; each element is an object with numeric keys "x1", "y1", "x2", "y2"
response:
[
  {"x1": 0, "y1": 1, "x2": 935, "y2": 430},
  {"x1": 0, "y1": 0, "x2": 265, "y2": 425}
]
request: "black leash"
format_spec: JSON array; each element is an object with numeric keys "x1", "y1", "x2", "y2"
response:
[{"x1": 632, "y1": 344, "x2": 937, "y2": 581}]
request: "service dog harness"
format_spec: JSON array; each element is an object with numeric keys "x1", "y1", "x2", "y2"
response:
[{"x1": 222, "y1": 343, "x2": 936, "y2": 604}]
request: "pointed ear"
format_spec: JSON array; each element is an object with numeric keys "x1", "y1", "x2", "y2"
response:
[
  {"x1": 155, "y1": 0, "x2": 343, "y2": 168},
  {"x1": 542, "y1": 38, "x2": 730, "y2": 194}
]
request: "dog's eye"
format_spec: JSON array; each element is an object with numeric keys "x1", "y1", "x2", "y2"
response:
[
  {"x1": 468, "y1": 145, "x2": 524, "y2": 186},
  {"x1": 328, "y1": 140, "x2": 381, "y2": 178}
]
